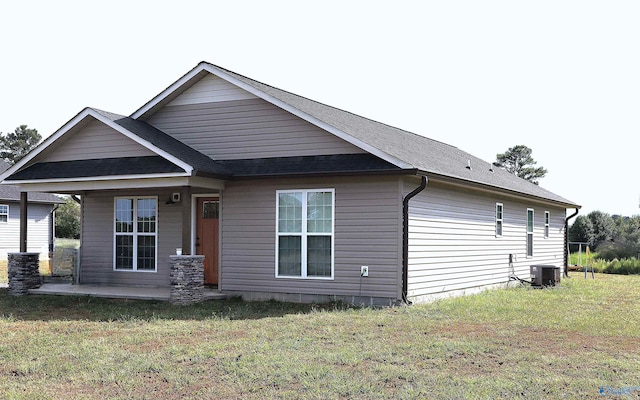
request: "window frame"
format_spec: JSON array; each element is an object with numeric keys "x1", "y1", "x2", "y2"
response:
[
  {"x1": 275, "y1": 188, "x2": 335, "y2": 280},
  {"x1": 495, "y1": 202, "x2": 503, "y2": 237},
  {"x1": 544, "y1": 211, "x2": 550, "y2": 238},
  {"x1": 526, "y1": 208, "x2": 534, "y2": 257},
  {"x1": 0, "y1": 204, "x2": 8, "y2": 223},
  {"x1": 113, "y1": 196, "x2": 158, "y2": 272}
]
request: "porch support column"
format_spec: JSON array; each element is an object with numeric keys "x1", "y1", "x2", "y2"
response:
[
  {"x1": 20, "y1": 191, "x2": 28, "y2": 252},
  {"x1": 169, "y1": 255, "x2": 205, "y2": 305},
  {"x1": 181, "y1": 187, "x2": 192, "y2": 255}
]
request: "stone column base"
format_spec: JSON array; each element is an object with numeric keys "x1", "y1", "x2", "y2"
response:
[
  {"x1": 169, "y1": 255, "x2": 205, "y2": 305},
  {"x1": 8, "y1": 253, "x2": 41, "y2": 296}
]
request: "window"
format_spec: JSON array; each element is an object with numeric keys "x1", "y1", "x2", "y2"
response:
[
  {"x1": 544, "y1": 211, "x2": 550, "y2": 238},
  {"x1": 495, "y1": 203, "x2": 503, "y2": 237},
  {"x1": 0, "y1": 204, "x2": 7, "y2": 223},
  {"x1": 114, "y1": 197, "x2": 157, "y2": 271},
  {"x1": 276, "y1": 189, "x2": 334, "y2": 279},
  {"x1": 526, "y1": 208, "x2": 534, "y2": 257}
]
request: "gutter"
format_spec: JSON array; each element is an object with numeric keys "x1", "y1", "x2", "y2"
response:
[
  {"x1": 402, "y1": 175, "x2": 428, "y2": 304},
  {"x1": 564, "y1": 208, "x2": 580, "y2": 277}
]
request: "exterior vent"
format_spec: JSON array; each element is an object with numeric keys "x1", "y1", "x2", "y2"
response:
[{"x1": 530, "y1": 265, "x2": 561, "y2": 287}]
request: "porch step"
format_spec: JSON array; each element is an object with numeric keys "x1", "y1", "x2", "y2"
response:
[{"x1": 29, "y1": 283, "x2": 227, "y2": 301}]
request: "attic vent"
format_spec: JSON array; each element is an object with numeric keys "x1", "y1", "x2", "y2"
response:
[{"x1": 466, "y1": 160, "x2": 471, "y2": 170}]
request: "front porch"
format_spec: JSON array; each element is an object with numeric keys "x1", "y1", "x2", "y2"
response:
[
  {"x1": 7, "y1": 253, "x2": 224, "y2": 304},
  {"x1": 29, "y1": 283, "x2": 227, "y2": 301}
]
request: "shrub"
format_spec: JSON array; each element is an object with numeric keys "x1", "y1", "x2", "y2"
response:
[{"x1": 596, "y1": 257, "x2": 640, "y2": 275}]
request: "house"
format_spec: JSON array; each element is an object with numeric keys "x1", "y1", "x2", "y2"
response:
[
  {"x1": 0, "y1": 62, "x2": 580, "y2": 304},
  {"x1": 0, "y1": 160, "x2": 62, "y2": 269}
]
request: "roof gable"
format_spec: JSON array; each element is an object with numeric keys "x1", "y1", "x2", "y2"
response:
[
  {"x1": 1, "y1": 108, "x2": 232, "y2": 183},
  {"x1": 132, "y1": 62, "x2": 578, "y2": 207},
  {"x1": 166, "y1": 73, "x2": 257, "y2": 106},
  {"x1": 42, "y1": 117, "x2": 156, "y2": 162}
]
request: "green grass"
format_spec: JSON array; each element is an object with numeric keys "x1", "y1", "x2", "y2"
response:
[
  {"x1": 54, "y1": 238, "x2": 80, "y2": 249},
  {"x1": 1, "y1": 272, "x2": 639, "y2": 399}
]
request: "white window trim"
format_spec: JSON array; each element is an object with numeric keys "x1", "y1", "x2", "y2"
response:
[
  {"x1": 275, "y1": 188, "x2": 335, "y2": 280},
  {"x1": 544, "y1": 211, "x2": 550, "y2": 238},
  {"x1": 495, "y1": 202, "x2": 503, "y2": 237},
  {"x1": 526, "y1": 208, "x2": 534, "y2": 257},
  {"x1": 113, "y1": 196, "x2": 158, "y2": 272},
  {"x1": 0, "y1": 204, "x2": 8, "y2": 223}
]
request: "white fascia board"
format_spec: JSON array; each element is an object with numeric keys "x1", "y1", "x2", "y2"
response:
[
  {"x1": 0, "y1": 108, "x2": 193, "y2": 182},
  {"x1": 131, "y1": 63, "x2": 206, "y2": 120},
  {"x1": 7, "y1": 171, "x2": 189, "y2": 185},
  {"x1": 13, "y1": 175, "x2": 225, "y2": 193},
  {"x1": 131, "y1": 63, "x2": 413, "y2": 170},
  {"x1": 0, "y1": 107, "x2": 96, "y2": 182},
  {"x1": 87, "y1": 109, "x2": 193, "y2": 174}
]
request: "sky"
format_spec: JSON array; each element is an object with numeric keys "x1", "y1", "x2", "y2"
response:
[{"x1": 1, "y1": 1, "x2": 639, "y2": 216}]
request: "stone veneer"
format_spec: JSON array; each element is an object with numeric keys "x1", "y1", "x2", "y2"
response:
[
  {"x1": 8, "y1": 253, "x2": 41, "y2": 296},
  {"x1": 169, "y1": 255, "x2": 205, "y2": 305}
]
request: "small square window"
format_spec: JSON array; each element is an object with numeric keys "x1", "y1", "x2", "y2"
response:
[{"x1": 0, "y1": 204, "x2": 8, "y2": 223}]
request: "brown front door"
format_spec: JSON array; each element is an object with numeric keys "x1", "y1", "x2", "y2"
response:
[{"x1": 196, "y1": 197, "x2": 219, "y2": 285}]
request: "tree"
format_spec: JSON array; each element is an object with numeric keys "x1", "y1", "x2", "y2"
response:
[
  {"x1": 55, "y1": 196, "x2": 81, "y2": 239},
  {"x1": 0, "y1": 125, "x2": 41, "y2": 164},
  {"x1": 495, "y1": 145, "x2": 547, "y2": 184},
  {"x1": 569, "y1": 215, "x2": 595, "y2": 247},
  {"x1": 588, "y1": 211, "x2": 615, "y2": 250}
]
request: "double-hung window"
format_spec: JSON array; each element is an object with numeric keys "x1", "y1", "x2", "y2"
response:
[
  {"x1": 544, "y1": 211, "x2": 550, "y2": 238},
  {"x1": 526, "y1": 208, "x2": 534, "y2": 257},
  {"x1": 114, "y1": 197, "x2": 157, "y2": 271},
  {"x1": 495, "y1": 203, "x2": 503, "y2": 237},
  {"x1": 0, "y1": 204, "x2": 8, "y2": 223},
  {"x1": 276, "y1": 189, "x2": 334, "y2": 279}
]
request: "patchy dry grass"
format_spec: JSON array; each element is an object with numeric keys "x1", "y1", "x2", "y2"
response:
[{"x1": 0, "y1": 273, "x2": 639, "y2": 399}]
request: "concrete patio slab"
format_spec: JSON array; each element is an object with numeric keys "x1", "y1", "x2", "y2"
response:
[{"x1": 29, "y1": 283, "x2": 227, "y2": 301}]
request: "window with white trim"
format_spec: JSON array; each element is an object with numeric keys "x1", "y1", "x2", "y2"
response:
[
  {"x1": 495, "y1": 203, "x2": 503, "y2": 237},
  {"x1": 544, "y1": 211, "x2": 550, "y2": 238},
  {"x1": 0, "y1": 204, "x2": 7, "y2": 223},
  {"x1": 526, "y1": 208, "x2": 534, "y2": 257},
  {"x1": 114, "y1": 197, "x2": 157, "y2": 271},
  {"x1": 276, "y1": 189, "x2": 334, "y2": 279}
]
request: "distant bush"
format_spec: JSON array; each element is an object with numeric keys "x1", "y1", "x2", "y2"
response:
[
  {"x1": 597, "y1": 258, "x2": 640, "y2": 275},
  {"x1": 573, "y1": 256, "x2": 640, "y2": 275}
]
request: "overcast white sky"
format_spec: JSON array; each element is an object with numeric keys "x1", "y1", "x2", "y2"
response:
[{"x1": 1, "y1": 1, "x2": 638, "y2": 216}]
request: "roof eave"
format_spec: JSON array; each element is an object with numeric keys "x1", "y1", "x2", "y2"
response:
[{"x1": 423, "y1": 171, "x2": 581, "y2": 209}]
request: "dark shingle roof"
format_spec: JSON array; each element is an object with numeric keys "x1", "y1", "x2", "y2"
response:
[
  {"x1": 210, "y1": 63, "x2": 577, "y2": 206},
  {"x1": 0, "y1": 160, "x2": 63, "y2": 203},
  {"x1": 6, "y1": 156, "x2": 184, "y2": 181},
  {"x1": 220, "y1": 154, "x2": 403, "y2": 177},
  {"x1": 92, "y1": 109, "x2": 233, "y2": 177}
]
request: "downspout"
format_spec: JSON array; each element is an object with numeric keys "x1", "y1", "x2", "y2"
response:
[
  {"x1": 564, "y1": 208, "x2": 579, "y2": 278},
  {"x1": 402, "y1": 175, "x2": 428, "y2": 305}
]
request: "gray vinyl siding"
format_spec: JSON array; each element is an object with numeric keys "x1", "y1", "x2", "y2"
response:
[
  {"x1": 0, "y1": 202, "x2": 54, "y2": 260},
  {"x1": 146, "y1": 98, "x2": 365, "y2": 160},
  {"x1": 79, "y1": 189, "x2": 182, "y2": 286},
  {"x1": 167, "y1": 73, "x2": 257, "y2": 106},
  {"x1": 44, "y1": 118, "x2": 156, "y2": 162},
  {"x1": 406, "y1": 179, "x2": 566, "y2": 301},
  {"x1": 220, "y1": 176, "x2": 403, "y2": 300}
]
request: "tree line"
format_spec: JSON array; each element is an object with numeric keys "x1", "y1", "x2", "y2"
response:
[{"x1": 569, "y1": 211, "x2": 640, "y2": 260}]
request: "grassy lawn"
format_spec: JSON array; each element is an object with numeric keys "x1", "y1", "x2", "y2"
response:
[{"x1": 1, "y1": 273, "x2": 639, "y2": 399}]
